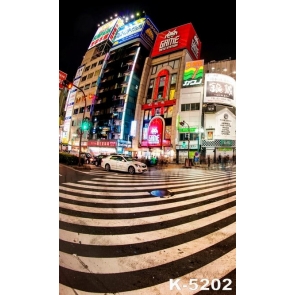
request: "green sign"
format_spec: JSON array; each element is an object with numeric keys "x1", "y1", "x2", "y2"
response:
[
  {"x1": 220, "y1": 140, "x2": 233, "y2": 146},
  {"x1": 178, "y1": 127, "x2": 198, "y2": 133}
]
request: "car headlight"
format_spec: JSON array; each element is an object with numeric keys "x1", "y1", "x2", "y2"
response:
[{"x1": 134, "y1": 164, "x2": 140, "y2": 167}]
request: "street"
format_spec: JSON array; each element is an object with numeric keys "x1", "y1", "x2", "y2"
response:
[{"x1": 59, "y1": 165, "x2": 236, "y2": 294}]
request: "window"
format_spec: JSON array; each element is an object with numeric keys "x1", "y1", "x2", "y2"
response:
[
  {"x1": 84, "y1": 84, "x2": 90, "y2": 90},
  {"x1": 181, "y1": 103, "x2": 200, "y2": 111},
  {"x1": 86, "y1": 105, "x2": 91, "y2": 112},
  {"x1": 81, "y1": 76, "x2": 87, "y2": 82},
  {"x1": 169, "y1": 73, "x2": 177, "y2": 100},
  {"x1": 179, "y1": 133, "x2": 198, "y2": 141},
  {"x1": 73, "y1": 109, "x2": 78, "y2": 115},
  {"x1": 152, "y1": 65, "x2": 157, "y2": 75},
  {"x1": 79, "y1": 107, "x2": 85, "y2": 113},
  {"x1": 157, "y1": 76, "x2": 166, "y2": 98},
  {"x1": 94, "y1": 70, "x2": 99, "y2": 76},
  {"x1": 87, "y1": 73, "x2": 94, "y2": 79},
  {"x1": 91, "y1": 62, "x2": 97, "y2": 68},
  {"x1": 84, "y1": 66, "x2": 90, "y2": 72},
  {"x1": 71, "y1": 120, "x2": 75, "y2": 126},
  {"x1": 98, "y1": 60, "x2": 103, "y2": 65},
  {"x1": 191, "y1": 103, "x2": 200, "y2": 110},
  {"x1": 91, "y1": 81, "x2": 97, "y2": 88},
  {"x1": 146, "y1": 79, "x2": 154, "y2": 101}
]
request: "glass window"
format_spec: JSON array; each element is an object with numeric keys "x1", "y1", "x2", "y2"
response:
[
  {"x1": 174, "y1": 59, "x2": 179, "y2": 69},
  {"x1": 94, "y1": 70, "x2": 99, "y2": 76},
  {"x1": 146, "y1": 79, "x2": 154, "y2": 101},
  {"x1": 152, "y1": 65, "x2": 157, "y2": 74},
  {"x1": 168, "y1": 60, "x2": 175, "y2": 68},
  {"x1": 79, "y1": 107, "x2": 85, "y2": 113},
  {"x1": 84, "y1": 66, "x2": 90, "y2": 72},
  {"x1": 91, "y1": 62, "x2": 97, "y2": 68},
  {"x1": 87, "y1": 73, "x2": 94, "y2": 79},
  {"x1": 91, "y1": 81, "x2": 97, "y2": 88},
  {"x1": 81, "y1": 76, "x2": 87, "y2": 82},
  {"x1": 157, "y1": 76, "x2": 166, "y2": 98},
  {"x1": 84, "y1": 84, "x2": 90, "y2": 90},
  {"x1": 73, "y1": 109, "x2": 78, "y2": 114}
]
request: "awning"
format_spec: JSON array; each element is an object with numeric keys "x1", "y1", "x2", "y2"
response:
[{"x1": 124, "y1": 147, "x2": 138, "y2": 152}]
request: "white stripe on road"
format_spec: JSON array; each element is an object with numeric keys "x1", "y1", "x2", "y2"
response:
[
  {"x1": 59, "y1": 188, "x2": 236, "y2": 214},
  {"x1": 59, "y1": 206, "x2": 236, "y2": 246},
  {"x1": 59, "y1": 223, "x2": 235, "y2": 274},
  {"x1": 59, "y1": 195, "x2": 236, "y2": 227},
  {"x1": 63, "y1": 177, "x2": 235, "y2": 192},
  {"x1": 59, "y1": 182, "x2": 235, "y2": 204},
  {"x1": 59, "y1": 249, "x2": 236, "y2": 295}
]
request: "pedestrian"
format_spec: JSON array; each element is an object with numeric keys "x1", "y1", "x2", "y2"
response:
[
  {"x1": 218, "y1": 154, "x2": 221, "y2": 164},
  {"x1": 208, "y1": 156, "x2": 211, "y2": 169}
]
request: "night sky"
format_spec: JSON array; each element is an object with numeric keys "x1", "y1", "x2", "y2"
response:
[{"x1": 59, "y1": 1, "x2": 236, "y2": 80}]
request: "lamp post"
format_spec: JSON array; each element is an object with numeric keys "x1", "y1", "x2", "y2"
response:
[
  {"x1": 179, "y1": 120, "x2": 190, "y2": 166},
  {"x1": 77, "y1": 89, "x2": 87, "y2": 167},
  {"x1": 62, "y1": 80, "x2": 88, "y2": 166}
]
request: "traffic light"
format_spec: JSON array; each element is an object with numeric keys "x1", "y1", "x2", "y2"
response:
[
  {"x1": 81, "y1": 120, "x2": 90, "y2": 131},
  {"x1": 62, "y1": 79, "x2": 73, "y2": 89}
]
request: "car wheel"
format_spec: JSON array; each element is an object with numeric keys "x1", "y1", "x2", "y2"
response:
[
  {"x1": 128, "y1": 166, "x2": 135, "y2": 175},
  {"x1": 105, "y1": 164, "x2": 111, "y2": 171}
]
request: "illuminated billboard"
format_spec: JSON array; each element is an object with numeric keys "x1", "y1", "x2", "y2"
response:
[
  {"x1": 112, "y1": 17, "x2": 158, "y2": 49},
  {"x1": 88, "y1": 18, "x2": 123, "y2": 50},
  {"x1": 151, "y1": 23, "x2": 201, "y2": 59},
  {"x1": 204, "y1": 73, "x2": 236, "y2": 107},
  {"x1": 182, "y1": 60, "x2": 204, "y2": 88},
  {"x1": 59, "y1": 70, "x2": 67, "y2": 89}
]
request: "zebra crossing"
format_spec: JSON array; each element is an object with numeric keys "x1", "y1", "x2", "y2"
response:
[{"x1": 59, "y1": 168, "x2": 236, "y2": 294}]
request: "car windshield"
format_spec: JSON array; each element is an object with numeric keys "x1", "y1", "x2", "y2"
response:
[{"x1": 124, "y1": 157, "x2": 134, "y2": 161}]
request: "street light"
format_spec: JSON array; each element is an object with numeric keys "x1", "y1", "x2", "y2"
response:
[
  {"x1": 62, "y1": 80, "x2": 87, "y2": 166},
  {"x1": 179, "y1": 120, "x2": 191, "y2": 167}
]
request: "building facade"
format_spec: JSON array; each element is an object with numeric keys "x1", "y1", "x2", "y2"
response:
[{"x1": 60, "y1": 14, "x2": 236, "y2": 163}]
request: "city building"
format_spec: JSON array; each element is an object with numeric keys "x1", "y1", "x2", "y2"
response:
[
  {"x1": 133, "y1": 23, "x2": 202, "y2": 163},
  {"x1": 60, "y1": 13, "x2": 236, "y2": 163}
]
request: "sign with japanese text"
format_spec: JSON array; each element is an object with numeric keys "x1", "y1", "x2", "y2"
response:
[
  {"x1": 59, "y1": 70, "x2": 67, "y2": 89},
  {"x1": 182, "y1": 60, "x2": 204, "y2": 87},
  {"x1": 151, "y1": 23, "x2": 201, "y2": 60},
  {"x1": 88, "y1": 18, "x2": 123, "y2": 50},
  {"x1": 204, "y1": 73, "x2": 236, "y2": 107}
]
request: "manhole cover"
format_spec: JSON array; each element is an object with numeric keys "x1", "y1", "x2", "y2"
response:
[{"x1": 150, "y1": 189, "x2": 171, "y2": 198}]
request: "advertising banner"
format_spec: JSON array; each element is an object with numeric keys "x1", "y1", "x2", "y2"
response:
[
  {"x1": 182, "y1": 60, "x2": 204, "y2": 87},
  {"x1": 204, "y1": 73, "x2": 236, "y2": 107},
  {"x1": 59, "y1": 70, "x2": 67, "y2": 89},
  {"x1": 112, "y1": 18, "x2": 145, "y2": 47},
  {"x1": 140, "y1": 17, "x2": 158, "y2": 49},
  {"x1": 151, "y1": 23, "x2": 201, "y2": 59},
  {"x1": 88, "y1": 18, "x2": 122, "y2": 50},
  {"x1": 215, "y1": 108, "x2": 236, "y2": 140},
  {"x1": 112, "y1": 17, "x2": 158, "y2": 49},
  {"x1": 75, "y1": 65, "x2": 85, "y2": 79}
]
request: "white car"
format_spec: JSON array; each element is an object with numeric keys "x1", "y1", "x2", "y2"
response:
[{"x1": 101, "y1": 155, "x2": 147, "y2": 174}]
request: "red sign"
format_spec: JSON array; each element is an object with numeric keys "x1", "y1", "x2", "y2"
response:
[
  {"x1": 59, "y1": 70, "x2": 67, "y2": 89},
  {"x1": 87, "y1": 140, "x2": 117, "y2": 147},
  {"x1": 150, "y1": 23, "x2": 201, "y2": 60}
]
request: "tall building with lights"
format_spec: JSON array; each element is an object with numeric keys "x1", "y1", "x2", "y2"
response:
[
  {"x1": 62, "y1": 12, "x2": 159, "y2": 154},
  {"x1": 61, "y1": 12, "x2": 236, "y2": 163}
]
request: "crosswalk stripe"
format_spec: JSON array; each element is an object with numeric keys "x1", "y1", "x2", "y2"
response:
[
  {"x1": 59, "y1": 223, "x2": 235, "y2": 274},
  {"x1": 59, "y1": 195, "x2": 236, "y2": 227},
  {"x1": 59, "y1": 206, "x2": 236, "y2": 246},
  {"x1": 59, "y1": 188, "x2": 236, "y2": 214}
]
